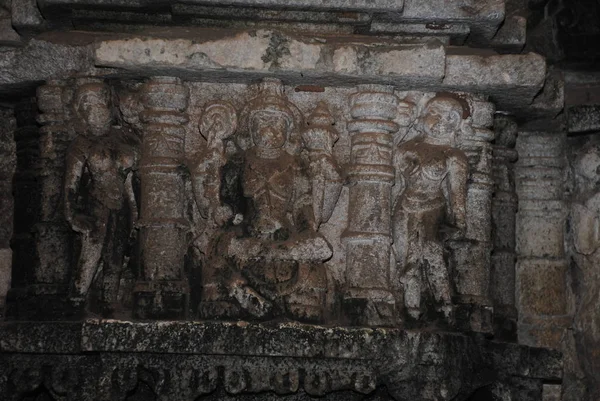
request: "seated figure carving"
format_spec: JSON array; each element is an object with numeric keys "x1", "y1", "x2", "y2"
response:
[
  {"x1": 392, "y1": 94, "x2": 469, "y2": 323},
  {"x1": 198, "y1": 79, "x2": 332, "y2": 323},
  {"x1": 64, "y1": 80, "x2": 141, "y2": 317}
]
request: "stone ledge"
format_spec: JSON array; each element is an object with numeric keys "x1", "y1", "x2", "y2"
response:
[
  {"x1": 0, "y1": 29, "x2": 551, "y2": 115},
  {"x1": 0, "y1": 320, "x2": 563, "y2": 400}
]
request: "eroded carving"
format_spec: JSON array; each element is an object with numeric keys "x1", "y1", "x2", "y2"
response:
[
  {"x1": 198, "y1": 79, "x2": 332, "y2": 323},
  {"x1": 64, "y1": 79, "x2": 141, "y2": 317},
  {"x1": 571, "y1": 144, "x2": 600, "y2": 398},
  {"x1": 392, "y1": 94, "x2": 470, "y2": 323}
]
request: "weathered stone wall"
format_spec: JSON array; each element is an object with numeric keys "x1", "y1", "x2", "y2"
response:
[{"x1": 2, "y1": 0, "x2": 599, "y2": 400}]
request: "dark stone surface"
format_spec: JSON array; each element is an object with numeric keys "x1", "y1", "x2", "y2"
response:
[{"x1": 0, "y1": 320, "x2": 562, "y2": 401}]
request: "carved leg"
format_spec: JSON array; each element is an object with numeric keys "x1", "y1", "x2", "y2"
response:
[
  {"x1": 198, "y1": 235, "x2": 243, "y2": 319},
  {"x1": 70, "y1": 206, "x2": 109, "y2": 304},
  {"x1": 100, "y1": 209, "x2": 129, "y2": 317},
  {"x1": 423, "y1": 241, "x2": 453, "y2": 321},
  {"x1": 402, "y1": 263, "x2": 422, "y2": 320}
]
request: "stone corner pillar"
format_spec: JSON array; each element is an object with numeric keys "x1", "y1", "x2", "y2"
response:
[
  {"x1": 7, "y1": 80, "x2": 75, "y2": 320},
  {"x1": 515, "y1": 130, "x2": 570, "y2": 350},
  {"x1": 451, "y1": 96, "x2": 495, "y2": 334},
  {"x1": 135, "y1": 76, "x2": 190, "y2": 320},
  {"x1": 491, "y1": 115, "x2": 519, "y2": 341},
  {"x1": 343, "y1": 84, "x2": 399, "y2": 326}
]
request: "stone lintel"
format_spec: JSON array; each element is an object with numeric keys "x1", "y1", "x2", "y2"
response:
[
  {"x1": 94, "y1": 30, "x2": 446, "y2": 87},
  {"x1": 93, "y1": 30, "x2": 547, "y2": 108},
  {"x1": 0, "y1": 29, "x2": 550, "y2": 115}
]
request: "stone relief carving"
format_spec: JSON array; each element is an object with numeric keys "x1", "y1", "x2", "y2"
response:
[
  {"x1": 392, "y1": 94, "x2": 470, "y2": 323},
  {"x1": 64, "y1": 79, "x2": 141, "y2": 317},
  {"x1": 198, "y1": 79, "x2": 334, "y2": 323},
  {"x1": 51, "y1": 76, "x2": 495, "y2": 328},
  {"x1": 570, "y1": 144, "x2": 600, "y2": 398},
  {"x1": 302, "y1": 101, "x2": 343, "y2": 230}
]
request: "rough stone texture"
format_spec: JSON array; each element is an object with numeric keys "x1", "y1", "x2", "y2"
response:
[
  {"x1": 565, "y1": 138, "x2": 600, "y2": 401},
  {"x1": 516, "y1": 131, "x2": 570, "y2": 350},
  {"x1": 95, "y1": 30, "x2": 447, "y2": 87},
  {"x1": 0, "y1": 1, "x2": 588, "y2": 400},
  {"x1": 491, "y1": 115, "x2": 518, "y2": 341},
  {"x1": 0, "y1": 38, "x2": 94, "y2": 95},
  {"x1": 443, "y1": 52, "x2": 546, "y2": 114},
  {"x1": 490, "y1": 15, "x2": 526, "y2": 50},
  {"x1": 10, "y1": 0, "x2": 45, "y2": 34},
  {"x1": 0, "y1": 320, "x2": 563, "y2": 401},
  {"x1": 568, "y1": 105, "x2": 600, "y2": 134}
]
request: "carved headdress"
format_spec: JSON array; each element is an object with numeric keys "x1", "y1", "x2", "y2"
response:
[{"x1": 237, "y1": 78, "x2": 304, "y2": 155}]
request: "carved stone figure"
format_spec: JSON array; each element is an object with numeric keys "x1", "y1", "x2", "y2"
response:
[
  {"x1": 199, "y1": 78, "x2": 331, "y2": 323},
  {"x1": 392, "y1": 94, "x2": 469, "y2": 322},
  {"x1": 302, "y1": 101, "x2": 343, "y2": 230},
  {"x1": 571, "y1": 144, "x2": 600, "y2": 398},
  {"x1": 64, "y1": 79, "x2": 141, "y2": 316},
  {"x1": 192, "y1": 101, "x2": 238, "y2": 254}
]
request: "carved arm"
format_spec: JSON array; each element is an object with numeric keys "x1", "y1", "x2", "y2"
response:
[{"x1": 444, "y1": 152, "x2": 469, "y2": 234}]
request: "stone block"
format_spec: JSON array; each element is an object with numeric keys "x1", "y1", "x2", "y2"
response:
[
  {"x1": 0, "y1": 17, "x2": 21, "y2": 46},
  {"x1": 444, "y1": 53, "x2": 546, "y2": 106},
  {"x1": 490, "y1": 15, "x2": 527, "y2": 49},
  {"x1": 11, "y1": 0, "x2": 45, "y2": 34},
  {"x1": 95, "y1": 30, "x2": 446, "y2": 86},
  {"x1": 516, "y1": 204, "x2": 564, "y2": 259},
  {"x1": 568, "y1": 105, "x2": 600, "y2": 133},
  {"x1": 517, "y1": 259, "x2": 567, "y2": 317}
]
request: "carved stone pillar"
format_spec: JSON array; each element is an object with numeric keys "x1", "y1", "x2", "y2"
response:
[
  {"x1": 34, "y1": 80, "x2": 75, "y2": 284},
  {"x1": 516, "y1": 131, "x2": 569, "y2": 349},
  {"x1": 451, "y1": 96, "x2": 495, "y2": 333},
  {"x1": 135, "y1": 76, "x2": 190, "y2": 319},
  {"x1": 8, "y1": 80, "x2": 75, "y2": 319},
  {"x1": 491, "y1": 115, "x2": 518, "y2": 340},
  {"x1": 343, "y1": 85, "x2": 398, "y2": 326}
]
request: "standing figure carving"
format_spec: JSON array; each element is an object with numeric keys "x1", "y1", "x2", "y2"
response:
[
  {"x1": 392, "y1": 94, "x2": 469, "y2": 322},
  {"x1": 199, "y1": 78, "x2": 332, "y2": 323},
  {"x1": 571, "y1": 144, "x2": 600, "y2": 397},
  {"x1": 64, "y1": 80, "x2": 141, "y2": 316},
  {"x1": 192, "y1": 101, "x2": 238, "y2": 255},
  {"x1": 302, "y1": 101, "x2": 343, "y2": 230}
]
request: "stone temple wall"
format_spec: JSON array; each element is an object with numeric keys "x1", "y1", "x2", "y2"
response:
[{"x1": 0, "y1": 1, "x2": 596, "y2": 400}]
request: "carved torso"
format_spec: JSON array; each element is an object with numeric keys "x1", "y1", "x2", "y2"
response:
[
  {"x1": 243, "y1": 149, "x2": 301, "y2": 237},
  {"x1": 71, "y1": 128, "x2": 139, "y2": 210},
  {"x1": 396, "y1": 139, "x2": 466, "y2": 212}
]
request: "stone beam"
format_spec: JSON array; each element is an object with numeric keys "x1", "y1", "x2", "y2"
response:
[
  {"x1": 93, "y1": 29, "x2": 546, "y2": 110},
  {"x1": 0, "y1": 29, "x2": 549, "y2": 114}
]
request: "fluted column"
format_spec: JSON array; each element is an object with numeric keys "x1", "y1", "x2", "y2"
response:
[
  {"x1": 8, "y1": 80, "x2": 75, "y2": 319},
  {"x1": 343, "y1": 85, "x2": 398, "y2": 326},
  {"x1": 135, "y1": 76, "x2": 190, "y2": 319},
  {"x1": 491, "y1": 115, "x2": 518, "y2": 340},
  {"x1": 33, "y1": 79, "x2": 75, "y2": 285},
  {"x1": 515, "y1": 131, "x2": 569, "y2": 349},
  {"x1": 451, "y1": 96, "x2": 495, "y2": 333}
]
